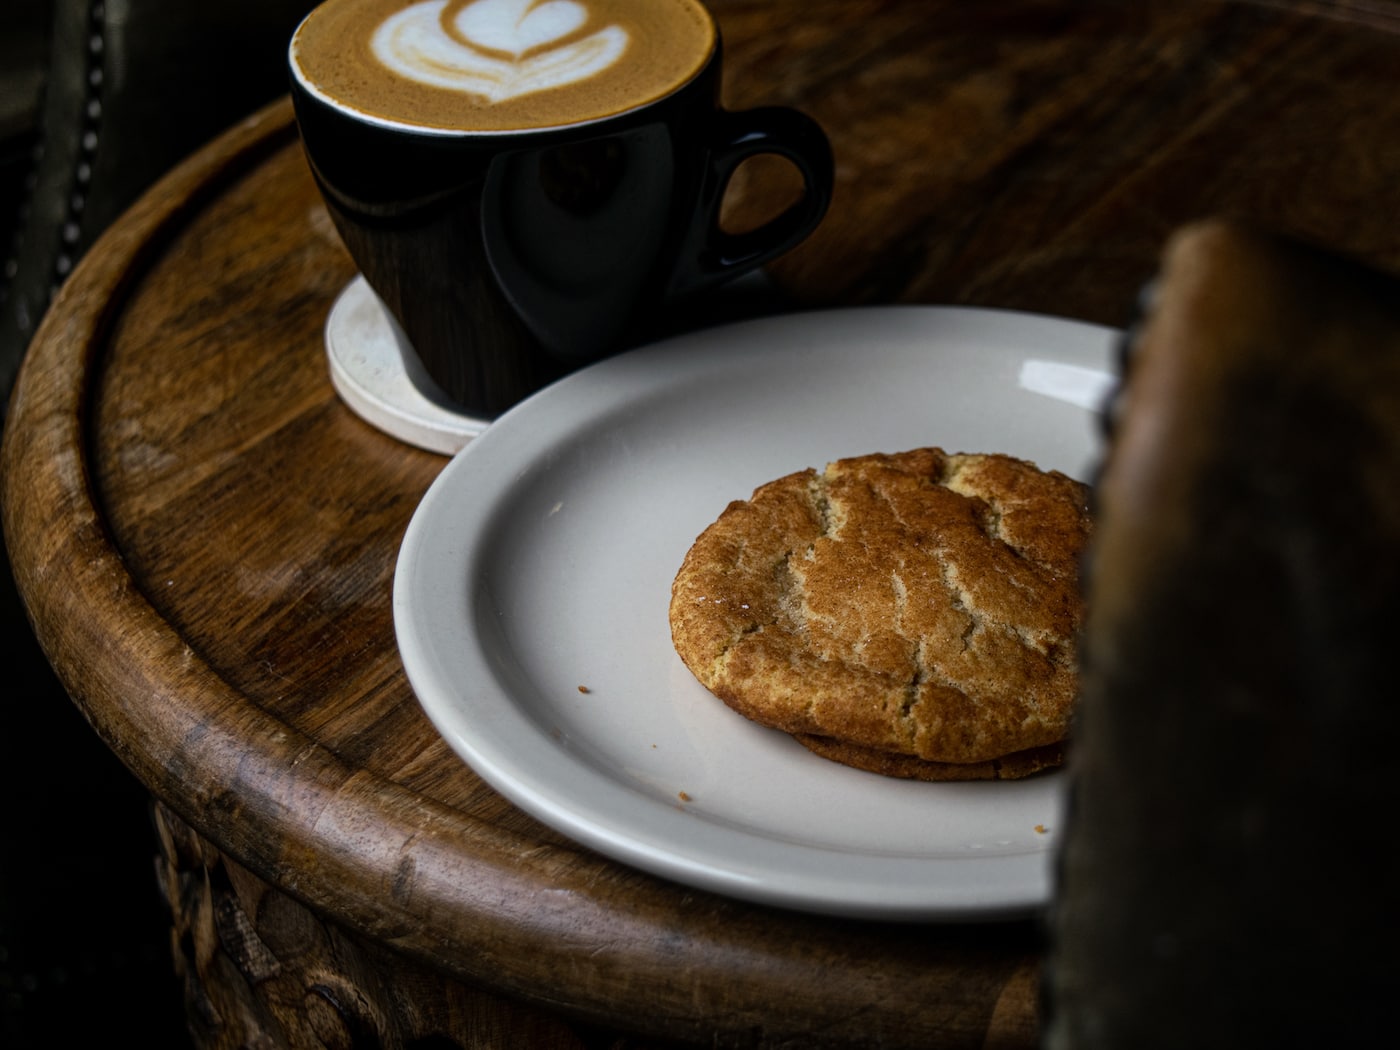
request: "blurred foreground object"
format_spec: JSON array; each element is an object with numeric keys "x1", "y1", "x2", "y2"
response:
[{"x1": 1046, "y1": 218, "x2": 1400, "y2": 1047}]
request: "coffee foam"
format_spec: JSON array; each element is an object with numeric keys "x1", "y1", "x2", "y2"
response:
[
  {"x1": 375, "y1": 1, "x2": 630, "y2": 104},
  {"x1": 293, "y1": 0, "x2": 715, "y2": 133}
]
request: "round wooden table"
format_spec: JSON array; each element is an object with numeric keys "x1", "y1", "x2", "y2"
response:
[{"x1": 7, "y1": 2, "x2": 1400, "y2": 1046}]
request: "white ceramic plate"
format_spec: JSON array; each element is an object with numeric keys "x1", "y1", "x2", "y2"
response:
[{"x1": 393, "y1": 305, "x2": 1117, "y2": 921}]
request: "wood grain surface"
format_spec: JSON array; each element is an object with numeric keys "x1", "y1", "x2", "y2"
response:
[{"x1": 6, "y1": 1, "x2": 1400, "y2": 1046}]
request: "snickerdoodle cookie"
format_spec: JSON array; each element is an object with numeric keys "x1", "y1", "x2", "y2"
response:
[{"x1": 669, "y1": 447, "x2": 1091, "y2": 779}]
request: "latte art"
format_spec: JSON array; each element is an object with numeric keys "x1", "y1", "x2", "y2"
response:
[
  {"x1": 452, "y1": 0, "x2": 596, "y2": 56},
  {"x1": 374, "y1": 0, "x2": 628, "y2": 103},
  {"x1": 292, "y1": 0, "x2": 715, "y2": 132}
]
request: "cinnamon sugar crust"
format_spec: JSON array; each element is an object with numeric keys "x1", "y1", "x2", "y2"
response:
[{"x1": 669, "y1": 448, "x2": 1091, "y2": 775}]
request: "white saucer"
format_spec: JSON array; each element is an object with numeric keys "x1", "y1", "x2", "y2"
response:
[
  {"x1": 393, "y1": 305, "x2": 1119, "y2": 921},
  {"x1": 325, "y1": 276, "x2": 490, "y2": 455}
]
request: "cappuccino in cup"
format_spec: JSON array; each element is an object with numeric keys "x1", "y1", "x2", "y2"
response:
[
  {"x1": 292, "y1": 0, "x2": 716, "y2": 132},
  {"x1": 290, "y1": 0, "x2": 832, "y2": 417}
]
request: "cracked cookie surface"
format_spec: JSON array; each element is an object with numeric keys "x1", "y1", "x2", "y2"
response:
[{"x1": 668, "y1": 448, "x2": 1091, "y2": 776}]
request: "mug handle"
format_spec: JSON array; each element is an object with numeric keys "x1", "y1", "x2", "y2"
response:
[{"x1": 669, "y1": 106, "x2": 834, "y2": 298}]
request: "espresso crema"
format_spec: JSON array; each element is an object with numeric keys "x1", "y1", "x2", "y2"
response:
[{"x1": 292, "y1": 0, "x2": 716, "y2": 132}]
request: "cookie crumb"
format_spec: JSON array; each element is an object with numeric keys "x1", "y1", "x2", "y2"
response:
[
  {"x1": 1034, "y1": 824, "x2": 1047, "y2": 834},
  {"x1": 678, "y1": 791, "x2": 692, "y2": 802},
  {"x1": 577, "y1": 685, "x2": 590, "y2": 694}
]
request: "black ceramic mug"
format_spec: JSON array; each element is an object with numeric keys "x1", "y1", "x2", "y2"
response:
[{"x1": 288, "y1": 0, "x2": 833, "y2": 418}]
